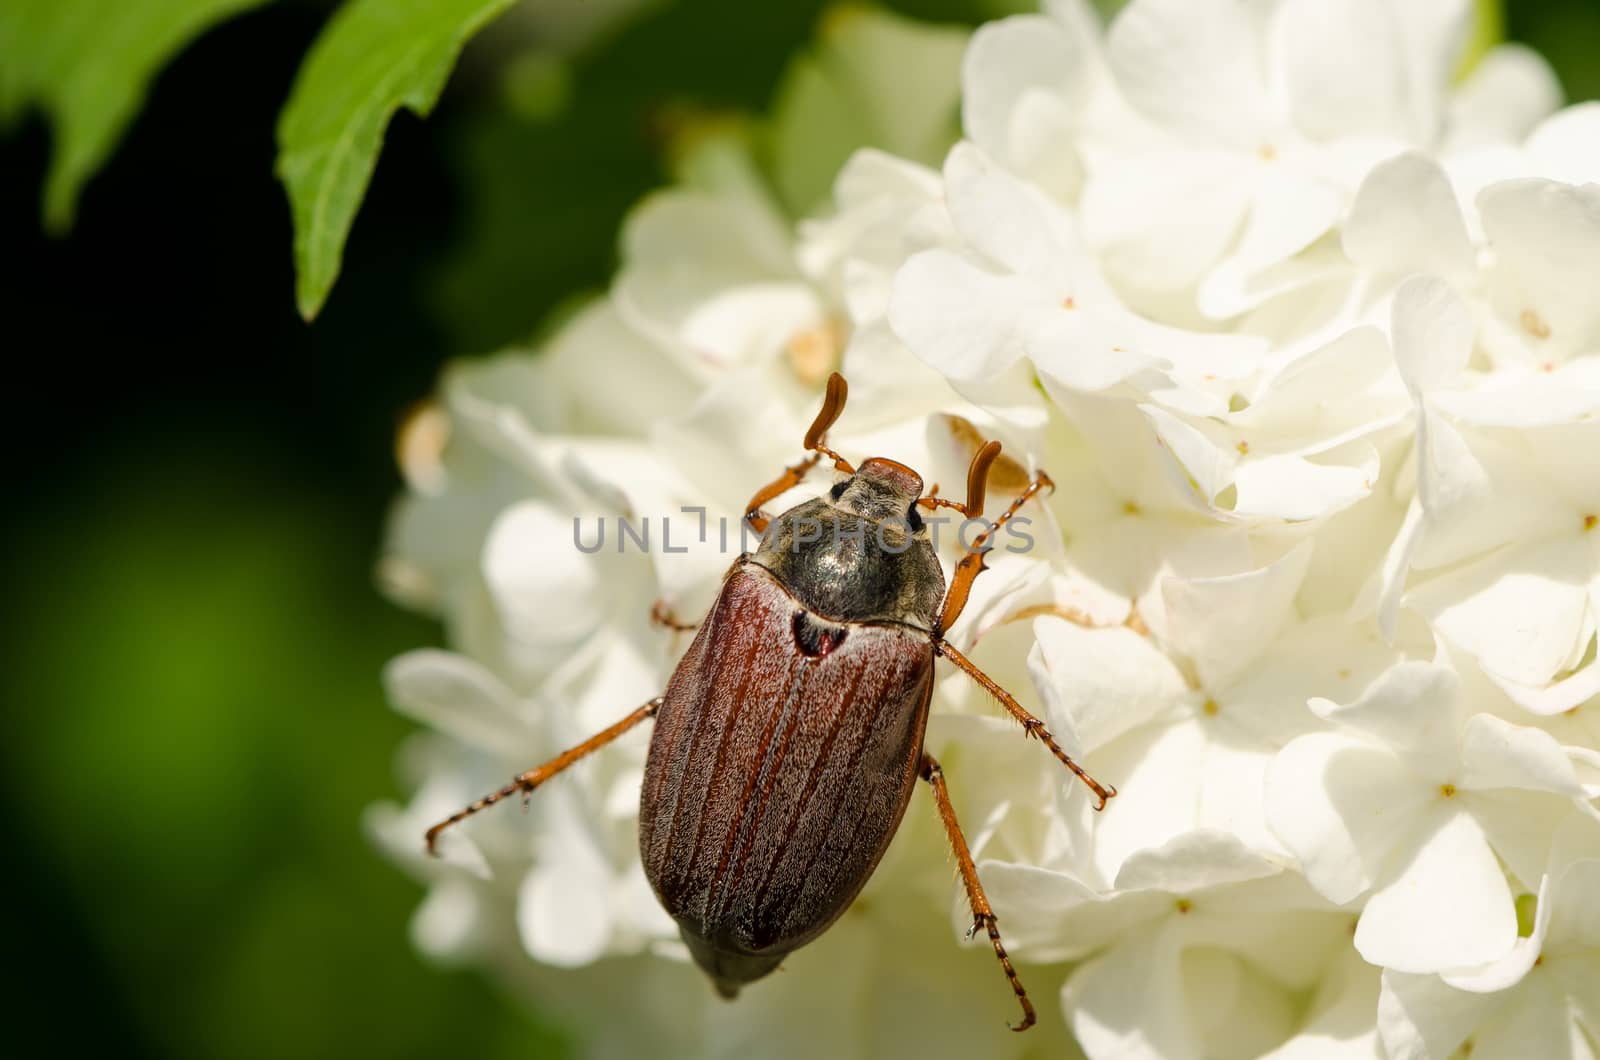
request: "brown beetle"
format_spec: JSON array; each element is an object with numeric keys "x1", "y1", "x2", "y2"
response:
[{"x1": 424, "y1": 373, "x2": 1116, "y2": 1031}]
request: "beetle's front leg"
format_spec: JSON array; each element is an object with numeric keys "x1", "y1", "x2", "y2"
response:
[
  {"x1": 743, "y1": 452, "x2": 824, "y2": 534},
  {"x1": 744, "y1": 372, "x2": 856, "y2": 533},
  {"x1": 933, "y1": 469, "x2": 1054, "y2": 636},
  {"x1": 919, "y1": 752, "x2": 1035, "y2": 1033}
]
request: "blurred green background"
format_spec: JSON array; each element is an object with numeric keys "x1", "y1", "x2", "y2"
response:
[{"x1": 2, "y1": 1, "x2": 1595, "y2": 1057}]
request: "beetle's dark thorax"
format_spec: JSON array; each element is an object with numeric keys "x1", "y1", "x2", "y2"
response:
[{"x1": 749, "y1": 494, "x2": 943, "y2": 630}]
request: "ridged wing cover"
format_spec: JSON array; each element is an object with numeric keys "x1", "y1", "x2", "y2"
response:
[{"x1": 639, "y1": 564, "x2": 934, "y2": 984}]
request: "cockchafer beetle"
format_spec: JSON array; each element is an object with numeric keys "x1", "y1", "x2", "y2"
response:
[{"x1": 424, "y1": 372, "x2": 1117, "y2": 1031}]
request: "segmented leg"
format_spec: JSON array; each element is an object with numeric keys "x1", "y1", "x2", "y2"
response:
[
  {"x1": 935, "y1": 641, "x2": 1116, "y2": 811},
  {"x1": 650, "y1": 600, "x2": 699, "y2": 632},
  {"x1": 919, "y1": 752, "x2": 1035, "y2": 1033},
  {"x1": 934, "y1": 469, "x2": 1054, "y2": 636},
  {"x1": 743, "y1": 372, "x2": 855, "y2": 533},
  {"x1": 744, "y1": 452, "x2": 824, "y2": 534},
  {"x1": 424, "y1": 697, "x2": 663, "y2": 854}
]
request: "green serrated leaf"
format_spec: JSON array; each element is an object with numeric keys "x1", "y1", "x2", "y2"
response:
[
  {"x1": 768, "y1": 4, "x2": 968, "y2": 217},
  {"x1": 276, "y1": 0, "x2": 519, "y2": 321},
  {"x1": 0, "y1": 0, "x2": 268, "y2": 232}
]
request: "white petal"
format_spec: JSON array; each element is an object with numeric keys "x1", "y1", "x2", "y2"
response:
[
  {"x1": 1029, "y1": 307, "x2": 1161, "y2": 392},
  {"x1": 1003, "y1": 85, "x2": 1089, "y2": 198},
  {"x1": 1234, "y1": 326, "x2": 1410, "y2": 459},
  {"x1": 1486, "y1": 659, "x2": 1600, "y2": 717},
  {"x1": 1389, "y1": 0, "x2": 1472, "y2": 140},
  {"x1": 1223, "y1": 614, "x2": 1405, "y2": 747},
  {"x1": 1526, "y1": 102, "x2": 1600, "y2": 186},
  {"x1": 1391, "y1": 275, "x2": 1474, "y2": 395},
  {"x1": 1472, "y1": 978, "x2": 1596, "y2": 1060},
  {"x1": 516, "y1": 795, "x2": 616, "y2": 965},
  {"x1": 676, "y1": 284, "x2": 827, "y2": 373},
  {"x1": 1279, "y1": 0, "x2": 1414, "y2": 141},
  {"x1": 1159, "y1": 541, "x2": 1314, "y2": 691},
  {"x1": 1077, "y1": 710, "x2": 1293, "y2": 872},
  {"x1": 364, "y1": 793, "x2": 491, "y2": 879},
  {"x1": 1259, "y1": 950, "x2": 1384, "y2": 1060},
  {"x1": 1378, "y1": 968, "x2": 1492, "y2": 1060},
  {"x1": 1479, "y1": 178, "x2": 1600, "y2": 361},
  {"x1": 1118, "y1": 311, "x2": 1267, "y2": 385},
  {"x1": 1066, "y1": 924, "x2": 1197, "y2": 1060},
  {"x1": 1356, "y1": 808, "x2": 1518, "y2": 973},
  {"x1": 975, "y1": 859, "x2": 1137, "y2": 960},
  {"x1": 1467, "y1": 789, "x2": 1580, "y2": 891},
  {"x1": 962, "y1": 15, "x2": 1086, "y2": 165},
  {"x1": 1230, "y1": 444, "x2": 1380, "y2": 523},
  {"x1": 1266, "y1": 732, "x2": 1432, "y2": 904},
  {"x1": 1343, "y1": 152, "x2": 1475, "y2": 281},
  {"x1": 483, "y1": 500, "x2": 609, "y2": 649},
  {"x1": 1139, "y1": 403, "x2": 1238, "y2": 508},
  {"x1": 384, "y1": 650, "x2": 533, "y2": 755},
  {"x1": 1311, "y1": 657, "x2": 1464, "y2": 764},
  {"x1": 1448, "y1": 44, "x2": 1563, "y2": 149},
  {"x1": 1431, "y1": 370, "x2": 1600, "y2": 428},
  {"x1": 1410, "y1": 535, "x2": 1595, "y2": 687},
  {"x1": 1411, "y1": 409, "x2": 1496, "y2": 557},
  {"x1": 614, "y1": 188, "x2": 800, "y2": 368},
  {"x1": 887, "y1": 249, "x2": 1035, "y2": 382},
  {"x1": 942, "y1": 141, "x2": 1089, "y2": 285},
  {"x1": 1548, "y1": 852, "x2": 1600, "y2": 948},
  {"x1": 1526, "y1": 420, "x2": 1600, "y2": 513},
  {"x1": 1376, "y1": 498, "x2": 1426, "y2": 643},
  {"x1": 1460, "y1": 713, "x2": 1587, "y2": 798},
  {"x1": 1186, "y1": 949, "x2": 1301, "y2": 1059},
  {"x1": 1113, "y1": 829, "x2": 1283, "y2": 894},
  {"x1": 1082, "y1": 150, "x2": 1251, "y2": 293},
  {"x1": 411, "y1": 879, "x2": 485, "y2": 961},
  {"x1": 1069, "y1": 718, "x2": 1210, "y2": 884},
  {"x1": 1443, "y1": 873, "x2": 1552, "y2": 992},
  {"x1": 1240, "y1": 165, "x2": 1347, "y2": 270},
  {"x1": 1106, "y1": 0, "x2": 1272, "y2": 149},
  {"x1": 1029, "y1": 617, "x2": 1188, "y2": 751},
  {"x1": 516, "y1": 861, "x2": 614, "y2": 967},
  {"x1": 541, "y1": 302, "x2": 702, "y2": 436}
]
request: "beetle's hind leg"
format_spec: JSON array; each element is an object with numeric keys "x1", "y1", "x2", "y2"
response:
[
  {"x1": 744, "y1": 372, "x2": 855, "y2": 533},
  {"x1": 424, "y1": 697, "x2": 663, "y2": 854},
  {"x1": 919, "y1": 752, "x2": 1036, "y2": 1033}
]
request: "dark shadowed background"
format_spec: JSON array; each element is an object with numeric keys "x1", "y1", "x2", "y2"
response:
[{"x1": 3, "y1": 1, "x2": 1595, "y2": 1056}]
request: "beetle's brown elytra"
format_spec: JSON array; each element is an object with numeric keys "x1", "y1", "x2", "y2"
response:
[{"x1": 423, "y1": 372, "x2": 1118, "y2": 1032}]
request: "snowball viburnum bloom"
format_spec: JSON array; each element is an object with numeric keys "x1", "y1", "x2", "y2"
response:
[
  {"x1": 373, "y1": 2, "x2": 1600, "y2": 1056},
  {"x1": 1377, "y1": 814, "x2": 1600, "y2": 1060},
  {"x1": 1266, "y1": 652, "x2": 1592, "y2": 973}
]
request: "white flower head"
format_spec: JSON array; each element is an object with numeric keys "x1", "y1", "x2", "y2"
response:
[{"x1": 372, "y1": 3, "x2": 1600, "y2": 1056}]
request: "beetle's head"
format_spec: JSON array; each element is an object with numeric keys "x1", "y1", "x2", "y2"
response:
[{"x1": 829, "y1": 457, "x2": 926, "y2": 524}]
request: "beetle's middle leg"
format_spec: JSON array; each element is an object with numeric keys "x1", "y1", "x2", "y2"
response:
[
  {"x1": 424, "y1": 696, "x2": 663, "y2": 854},
  {"x1": 932, "y1": 467, "x2": 1054, "y2": 636},
  {"x1": 935, "y1": 641, "x2": 1116, "y2": 811},
  {"x1": 918, "y1": 751, "x2": 1035, "y2": 1033}
]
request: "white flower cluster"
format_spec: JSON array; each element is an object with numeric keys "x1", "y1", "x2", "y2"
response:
[{"x1": 371, "y1": 2, "x2": 1600, "y2": 1057}]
